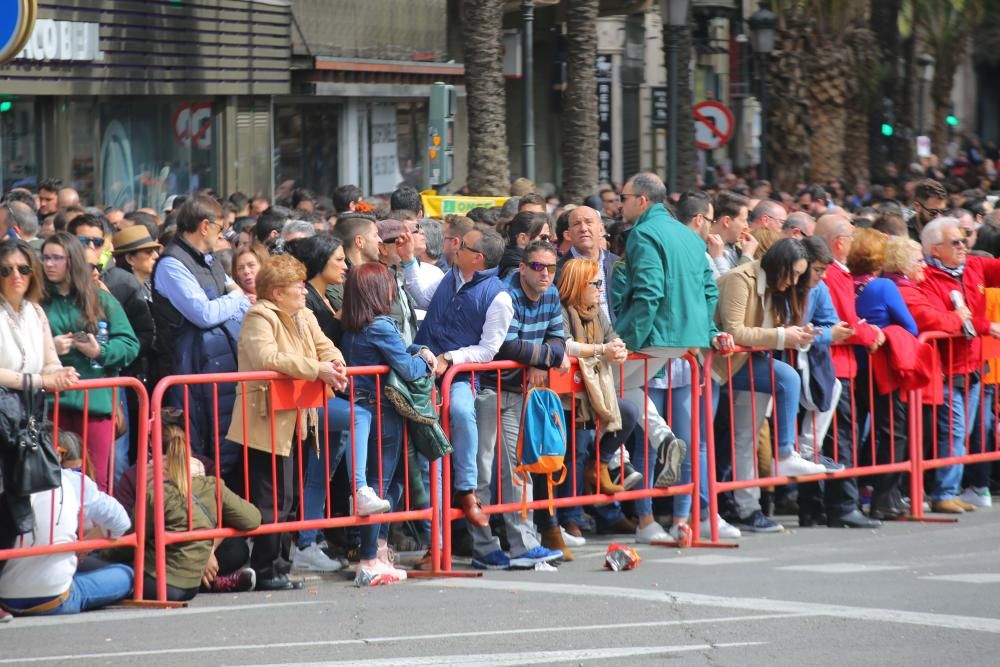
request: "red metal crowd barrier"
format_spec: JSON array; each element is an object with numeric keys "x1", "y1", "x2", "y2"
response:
[
  {"x1": 0, "y1": 377, "x2": 150, "y2": 602},
  {"x1": 148, "y1": 365, "x2": 439, "y2": 601},
  {"x1": 702, "y1": 343, "x2": 919, "y2": 537},
  {"x1": 436, "y1": 352, "x2": 706, "y2": 570}
]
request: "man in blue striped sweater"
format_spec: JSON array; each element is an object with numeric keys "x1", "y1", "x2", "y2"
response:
[{"x1": 470, "y1": 240, "x2": 567, "y2": 570}]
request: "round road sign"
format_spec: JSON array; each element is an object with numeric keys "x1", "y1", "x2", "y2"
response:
[{"x1": 693, "y1": 101, "x2": 734, "y2": 151}]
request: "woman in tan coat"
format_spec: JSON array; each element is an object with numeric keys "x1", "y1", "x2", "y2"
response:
[{"x1": 226, "y1": 255, "x2": 347, "y2": 591}]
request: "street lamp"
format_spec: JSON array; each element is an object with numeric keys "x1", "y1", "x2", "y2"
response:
[
  {"x1": 748, "y1": 1, "x2": 778, "y2": 181},
  {"x1": 916, "y1": 52, "x2": 935, "y2": 135},
  {"x1": 521, "y1": 0, "x2": 559, "y2": 183},
  {"x1": 661, "y1": 0, "x2": 689, "y2": 194}
]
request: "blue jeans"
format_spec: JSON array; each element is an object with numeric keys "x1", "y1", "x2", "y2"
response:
[
  {"x1": 2, "y1": 564, "x2": 133, "y2": 615},
  {"x1": 360, "y1": 400, "x2": 404, "y2": 561},
  {"x1": 649, "y1": 386, "x2": 711, "y2": 521},
  {"x1": 298, "y1": 397, "x2": 371, "y2": 548},
  {"x1": 730, "y1": 353, "x2": 800, "y2": 457},
  {"x1": 929, "y1": 377, "x2": 982, "y2": 500},
  {"x1": 548, "y1": 427, "x2": 624, "y2": 529},
  {"x1": 448, "y1": 380, "x2": 479, "y2": 492},
  {"x1": 966, "y1": 383, "x2": 994, "y2": 490}
]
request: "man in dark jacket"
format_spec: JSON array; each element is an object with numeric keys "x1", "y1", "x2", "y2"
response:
[
  {"x1": 151, "y1": 195, "x2": 250, "y2": 477},
  {"x1": 555, "y1": 206, "x2": 619, "y2": 323}
]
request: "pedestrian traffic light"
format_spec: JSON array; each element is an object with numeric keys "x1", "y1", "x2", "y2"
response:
[
  {"x1": 880, "y1": 97, "x2": 895, "y2": 139},
  {"x1": 427, "y1": 82, "x2": 456, "y2": 187},
  {"x1": 946, "y1": 114, "x2": 959, "y2": 127},
  {"x1": 0, "y1": 101, "x2": 11, "y2": 113},
  {"x1": 881, "y1": 123, "x2": 894, "y2": 137}
]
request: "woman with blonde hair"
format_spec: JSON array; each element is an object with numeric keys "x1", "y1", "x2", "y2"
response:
[{"x1": 142, "y1": 423, "x2": 260, "y2": 601}]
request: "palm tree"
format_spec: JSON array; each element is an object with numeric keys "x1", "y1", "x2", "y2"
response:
[
  {"x1": 911, "y1": 0, "x2": 984, "y2": 155},
  {"x1": 560, "y1": 0, "x2": 600, "y2": 204},
  {"x1": 461, "y1": 0, "x2": 510, "y2": 195}
]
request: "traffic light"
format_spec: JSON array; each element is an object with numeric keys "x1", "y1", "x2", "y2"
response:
[
  {"x1": 427, "y1": 82, "x2": 456, "y2": 187},
  {"x1": 0, "y1": 101, "x2": 11, "y2": 113},
  {"x1": 946, "y1": 114, "x2": 959, "y2": 127},
  {"x1": 880, "y1": 97, "x2": 895, "y2": 138}
]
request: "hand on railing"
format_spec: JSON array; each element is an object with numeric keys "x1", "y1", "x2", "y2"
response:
[
  {"x1": 605, "y1": 339, "x2": 628, "y2": 365},
  {"x1": 43, "y1": 367, "x2": 79, "y2": 391},
  {"x1": 317, "y1": 360, "x2": 348, "y2": 391}
]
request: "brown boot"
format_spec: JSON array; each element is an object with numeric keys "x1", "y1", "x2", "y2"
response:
[
  {"x1": 584, "y1": 462, "x2": 625, "y2": 495},
  {"x1": 457, "y1": 491, "x2": 490, "y2": 527},
  {"x1": 540, "y1": 525, "x2": 574, "y2": 561}
]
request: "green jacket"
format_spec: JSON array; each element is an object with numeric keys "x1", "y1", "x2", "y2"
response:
[
  {"x1": 43, "y1": 289, "x2": 140, "y2": 416},
  {"x1": 613, "y1": 203, "x2": 719, "y2": 350},
  {"x1": 144, "y1": 475, "x2": 261, "y2": 590}
]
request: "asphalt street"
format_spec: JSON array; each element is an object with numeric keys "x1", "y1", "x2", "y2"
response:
[{"x1": 4, "y1": 508, "x2": 1000, "y2": 666}]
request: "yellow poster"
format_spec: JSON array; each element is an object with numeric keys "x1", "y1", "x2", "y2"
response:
[{"x1": 421, "y1": 194, "x2": 508, "y2": 218}]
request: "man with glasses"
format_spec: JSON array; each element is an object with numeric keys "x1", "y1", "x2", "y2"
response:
[
  {"x1": 556, "y1": 206, "x2": 618, "y2": 323},
  {"x1": 152, "y1": 194, "x2": 250, "y2": 475},
  {"x1": 906, "y1": 178, "x2": 948, "y2": 243},
  {"x1": 411, "y1": 227, "x2": 514, "y2": 530},
  {"x1": 600, "y1": 189, "x2": 621, "y2": 221},
  {"x1": 749, "y1": 200, "x2": 788, "y2": 233},
  {"x1": 918, "y1": 216, "x2": 1000, "y2": 512},
  {"x1": 468, "y1": 240, "x2": 566, "y2": 569},
  {"x1": 1, "y1": 200, "x2": 35, "y2": 244}
]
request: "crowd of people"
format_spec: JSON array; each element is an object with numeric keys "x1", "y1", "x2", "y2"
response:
[{"x1": 1, "y1": 163, "x2": 998, "y2": 619}]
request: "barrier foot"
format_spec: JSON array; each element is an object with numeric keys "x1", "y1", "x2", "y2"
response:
[
  {"x1": 650, "y1": 539, "x2": 740, "y2": 550},
  {"x1": 406, "y1": 570, "x2": 483, "y2": 579},
  {"x1": 892, "y1": 515, "x2": 960, "y2": 524},
  {"x1": 119, "y1": 599, "x2": 188, "y2": 609}
]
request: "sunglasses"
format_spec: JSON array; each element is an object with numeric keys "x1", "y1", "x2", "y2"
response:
[
  {"x1": 918, "y1": 202, "x2": 946, "y2": 217},
  {"x1": 0, "y1": 264, "x2": 31, "y2": 278},
  {"x1": 460, "y1": 239, "x2": 483, "y2": 255},
  {"x1": 942, "y1": 238, "x2": 966, "y2": 249},
  {"x1": 526, "y1": 261, "x2": 557, "y2": 274},
  {"x1": 78, "y1": 236, "x2": 105, "y2": 248},
  {"x1": 589, "y1": 279, "x2": 604, "y2": 289}
]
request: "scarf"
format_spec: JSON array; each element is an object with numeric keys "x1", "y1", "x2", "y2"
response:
[
  {"x1": 853, "y1": 273, "x2": 878, "y2": 296},
  {"x1": 925, "y1": 255, "x2": 965, "y2": 280},
  {"x1": 566, "y1": 304, "x2": 604, "y2": 346},
  {"x1": 565, "y1": 304, "x2": 620, "y2": 432}
]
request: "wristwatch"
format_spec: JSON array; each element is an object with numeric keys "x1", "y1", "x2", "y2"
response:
[{"x1": 443, "y1": 352, "x2": 454, "y2": 367}]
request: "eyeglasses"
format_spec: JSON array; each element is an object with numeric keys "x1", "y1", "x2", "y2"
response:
[
  {"x1": 460, "y1": 239, "x2": 483, "y2": 255},
  {"x1": 41, "y1": 254, "x2": 67, "y2": 264},
  {"x1": 0, "y1": 264, "x2": 31, "y2": 278},
  {"x1": 620, "y1": 193, "x2": 640, "y2": 201},
  {"x1": 917, "y1": 201, "x2": 946, "y2": 218},
  {"x1": 78, "y1": 236, "x2": 105, "y2": 248},
  {"x1": 701, "y1": 215, "x2": 716, "y2": 225},
  {"x1": 526, "y1": 261, "x2": 557, "y2": 274},
  {"x1": 939, "y1": 238, "x2": 966, "y2": 249},
  {"x1": 588, "y1": 279, "x2": 604, "y2": 289}
]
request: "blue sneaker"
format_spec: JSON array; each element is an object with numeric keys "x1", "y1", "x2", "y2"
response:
[
  {"x1": 472, "y1": 549, "x2": 511, "y2": 570},
  {"x1": 736, "y1": 509, "x2": 784, "y2": 533},
  {"x1": 509, "y1": 545, "x2": 563, "y2": 568}
]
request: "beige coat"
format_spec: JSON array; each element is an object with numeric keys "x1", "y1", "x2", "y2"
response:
[
  {"x1": 226, "y1": 300, "x2": 344, "y2": 457},
  {"x1": 712, "y1": 261, "x2": 786, "y2": 383}
]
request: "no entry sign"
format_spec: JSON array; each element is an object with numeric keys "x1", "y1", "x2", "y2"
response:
[{"x1": 693, "y1": 101, "x2": 734, "y2": 151}]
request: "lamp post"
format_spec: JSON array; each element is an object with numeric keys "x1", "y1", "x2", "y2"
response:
[
  {"x1": 522, "y1": 0, "x2": 536, "y2": 182},
  {"x1": 916, "y1": 52, "x2": 935, "y2": 136},
  {"x1": 748, "y1": 2, "x2": 777, "y2": 181},
  {"x1": 661, "y1": 0, "x2": 689, "y2": 194}
]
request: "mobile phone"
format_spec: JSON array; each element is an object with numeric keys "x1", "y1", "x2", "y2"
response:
[{"x1": 73, "y1": 331, "x2": 89, "y2": 342}]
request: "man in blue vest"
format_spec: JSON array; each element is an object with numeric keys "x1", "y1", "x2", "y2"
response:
[
  {"x1": 411, "y1": 226, "x2": 513, "y2": 527},
  {"x1": 152, "y1": 194, "x2": 250, "y2": 478}
]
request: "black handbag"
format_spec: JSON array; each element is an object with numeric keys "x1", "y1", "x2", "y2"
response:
[{"x1": 2, "y1": 375, "x2": 60, "y2": 497}]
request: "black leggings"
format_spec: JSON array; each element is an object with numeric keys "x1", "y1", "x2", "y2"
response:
[{"x1": 143, "y1": 537, "x2": 250, "y2": 601}]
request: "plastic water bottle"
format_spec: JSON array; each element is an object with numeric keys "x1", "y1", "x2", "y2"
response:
[{"x1": 92, "y1": 321, "x2": 108, "y2": 369}]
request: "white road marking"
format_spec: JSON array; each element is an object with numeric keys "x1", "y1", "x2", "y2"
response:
[
  {"x1": 0, "y1": 615, "x2": 792, "y2": 664},
  {"x1": 775, "y1": 563, "x2": 907, "y2": 574},
  {"x1": 424, "y1": 578, "x2": 1000, "y2": 634},
  {"x1": 646, "y1": 554, "x2": 769, "y2": 566},
  {"x1": 920, "y1": 574, "x2": 1000, "y2": 584},
  {"x1": 235, "y1": 642, "x2": 766, "y2": 667}
]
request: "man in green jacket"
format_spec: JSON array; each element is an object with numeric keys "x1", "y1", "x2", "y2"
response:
[{"x1": 615, "y1": 173, "x2": 722, "y2": 385}]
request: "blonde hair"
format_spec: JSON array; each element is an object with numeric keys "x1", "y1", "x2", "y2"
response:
[
  {"x1": 847, "y1": 227, "x2": 889, "y2": 275},
  {"x1": 751, "y1": 227, "x2": 781, "y2": 259},
  {"x1": 884, "y1": 236, "x2": 922, "y2": 275},
  {"x1": 255, "y1": 254, "x2": 307, "y2": 302},
  {"x1": 557, "y1": 258, "x2": 599, "y2": 308},
  {"x1": 164, "y1": 423, "x2": 191, "y2": 497}
]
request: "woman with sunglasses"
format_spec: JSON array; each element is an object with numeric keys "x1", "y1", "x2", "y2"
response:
[{"x1": 40, "y1": 232, "x2": 140, "y2": 493}]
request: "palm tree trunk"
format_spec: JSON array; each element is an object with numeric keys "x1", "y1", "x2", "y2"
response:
[
  {"x1": 461, "y1": 0, "x2": 510, "y2": 196},
  {"x1": 560, "y1": 0, "x2": 600, "y2": 204}
]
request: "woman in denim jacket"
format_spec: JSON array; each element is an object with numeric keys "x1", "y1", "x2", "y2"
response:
[{"x1": 340, "y1": 263, "x2": 436, "y2": 585}]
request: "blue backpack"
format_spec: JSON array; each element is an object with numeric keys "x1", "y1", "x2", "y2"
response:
[{"x1": 514, "y1": 388, "x2": 567, "y2": 519}]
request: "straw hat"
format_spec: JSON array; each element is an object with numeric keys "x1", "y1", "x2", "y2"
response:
[{"x1": 112, "y1": 226, "x2": 163, "y2": 255}]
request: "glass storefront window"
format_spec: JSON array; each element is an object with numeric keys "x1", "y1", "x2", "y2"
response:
[
  {"x1": 276, "y1": 103, "x2": 340, "y2": 199},
  {"x1": 0, "y1": 98, "x2": 40, "y2": 194},
  {"x1": 98, "y1": 99, "x2": 217, "y2": 212},
  {"x1": 67, "y1": 100, "x2": 97, "y2": 207},
  {"x1": 395, "y1": 101, "x2": 426, "y2": 191}
]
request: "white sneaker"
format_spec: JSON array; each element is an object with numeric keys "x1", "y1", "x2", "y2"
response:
[
  {"x1": 960, "y1": 486, "x2": 993, "y2": 508},
  {"x1": 560, "y1": 526, "x2": 586, "y2": 548},
  {"x1": 353, "y1": 486, "x2": 391, "y2": 516},
  {"x1": 291, "y1": 542, "x2": 344, "y2": 572},
  {"x1": 635, "y1": 520, "x2": 670, "y2": 544},
  {"x1": 775, "y1": 451, "x2": 828, "y2": 477},
  {"x1": 699, "y1": 514, "x2": 742, "y2": 539}
]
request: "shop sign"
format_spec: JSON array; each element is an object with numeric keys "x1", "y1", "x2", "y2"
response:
[
  {"x1": 0, "y1": 0, "x2": 37, "y2": 65},
  {"x1": 596, "y1": 54, "x2": 613, "y2": 185},
  {"x1": 16, "y1": 19, "x2": 103, "y2": 63}
]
